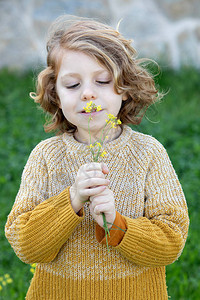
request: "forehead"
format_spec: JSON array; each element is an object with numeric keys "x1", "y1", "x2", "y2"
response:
[{"x1": 59, "y1": 50, "x2": 109, "y2": 72}]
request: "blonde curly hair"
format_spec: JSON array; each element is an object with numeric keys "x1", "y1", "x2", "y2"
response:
[{"x1": 30, "y1": 15, "x2": 161, "y2": 133}]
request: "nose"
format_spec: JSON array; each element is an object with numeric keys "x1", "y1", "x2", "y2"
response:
[{"x1": 81, "y1": 86, "x2": 97, "y2": 101}]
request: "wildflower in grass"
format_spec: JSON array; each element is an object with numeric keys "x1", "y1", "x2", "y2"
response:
[
  {"x1": 6, "y1": 278, "x2": 13, "y2": 284},
  {"x1": 30, "y1": 263, "x2": 36, "y2": 274},
  {"x1": 0, "y1": 274, "x2": 13, "y2": 292}
]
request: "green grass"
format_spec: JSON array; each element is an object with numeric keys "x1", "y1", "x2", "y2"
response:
[{"x1": 0, "y1": 67, "x2": 199, "y2": 299}]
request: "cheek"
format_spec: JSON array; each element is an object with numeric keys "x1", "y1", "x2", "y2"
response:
[
  {"x1": 58, "y1": 89, "x2": 72, "y2": 109},
  {"x1": 60, "y1": 99, "x2": 73, "y2": 113},
  {"x1": 109, "y1": 94, "x2": 123, "y2": 112},
  {"x1": 59, "y1": 101, "x2": 74, "y2": 123},
  {"x1": 59, "y1": 93, "x2": 77, "y2": 120}
]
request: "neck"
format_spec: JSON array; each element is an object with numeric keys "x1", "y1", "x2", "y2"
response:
[{"x1": 74, "y1": 126, "x2": 122, "y2": 145}]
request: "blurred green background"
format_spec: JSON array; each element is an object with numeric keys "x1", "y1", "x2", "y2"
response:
[{"x1": 0, "y1": 67, "x2": 200, "y2": 299}]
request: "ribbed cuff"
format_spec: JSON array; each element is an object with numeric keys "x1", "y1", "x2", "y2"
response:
[
  {"x1": 95, "y1": 211, "x2": 127, "y2": 246},
  {"x1": 115, "y1": 216, "x2": 184, "y2": 266},
  {"x1": 45, "y1": 187, "x2": 85, "y2": 235}
]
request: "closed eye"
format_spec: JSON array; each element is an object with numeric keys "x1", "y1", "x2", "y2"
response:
[
  {"x1": 96, "y1": 81, "x2": 111, "y2": 85},
  {"x1": 66, "y1": 83, "x2": 80, "y2": 89}
]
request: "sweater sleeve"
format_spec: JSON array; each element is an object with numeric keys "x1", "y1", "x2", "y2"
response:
[
  {"x1": 5, "y1": 144, "x2": 84, "y2": 264},
  {"x1": 115, "y1": 141, "x2": 189, "y2": 267}
]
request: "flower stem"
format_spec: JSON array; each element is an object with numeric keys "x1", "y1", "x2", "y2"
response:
[{"x1": 102, "y1": 212, "x2": 110, "y2": 252}]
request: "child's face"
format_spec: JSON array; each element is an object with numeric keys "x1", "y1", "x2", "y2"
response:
[{"x1": 56, "y1": 50, "x2": 124, "y2": 141}]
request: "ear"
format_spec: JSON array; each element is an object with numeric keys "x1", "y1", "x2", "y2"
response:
[{"x1": 122, "y1": 93, "x2": 128, "y2": 101}]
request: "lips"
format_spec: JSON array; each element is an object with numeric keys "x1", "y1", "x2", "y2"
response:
[
  {"x1": 80, "y1": 109, "x2": 103, "y2": 115},
  {"x1": 80, "y1": 107, "x2": 103, "y2": 113},
  {"x1": 81, "y1": 108, "x2": 97, "y2": 113},
  {"x1": 80, "y1": 110, "x2": 90, "y2": 114},
  {"x1": 81, "y1": 110, "x2": 90, "y2": 113}
]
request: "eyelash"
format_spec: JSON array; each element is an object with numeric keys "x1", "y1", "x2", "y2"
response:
[
  {"x1": 97, "y1": 80, "x2": 111, "y2": 85},
  {"x1": 66, "y1": 83, "x2": 80, "y2": 89},
  {"x1": 66, "y1": 81, "x2": 111, "y2": 89}
]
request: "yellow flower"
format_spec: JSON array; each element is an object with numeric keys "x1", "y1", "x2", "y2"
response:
[
  {"x1": 83, "y1": 101, "x2": 102, "y2": 113},
  {"x1": 105, "y1": 113, "x2": 121, "y2": 128},
  {"x1": 88, "y1": 100, "x2": 93, "y2": 106},
  {"x1": 89, "y1": 144, "x2": 94, "y2": 149},
  {"x1": 83, "y1": 107, "x2": 91, "y2": 113},
  {"x1": 31, "y1": 263, "x2": 36, "y2": 268},
  {"x1": 6, "y1": 278, "x2": 13, "y2": 284},
  {"x1": 83, "y1": 101, "x2": 93, "y2": 113},
  {"x1": 30, "y1": 268, "x2": 35, "y2": 274},
  {"x1": 95, "y1": 142, "x2": 102, "y2": 148},
  {"x1": 100, "y1": 150, "x2": 107, "y2": 158},
  {"x1": 30, "y1": 263, "x2": 36, "y2": 274},
  {"x1": 96, "y1": 105, "x2": 102, "y2": 112},
  {"x1": 106, "y1": 113, "x2": 116, "y2": 120},
  {"x1": 0, "y1": 274, "x2": 13, "y2": 289},
  {"x1": 111, "y1": 123, "x2": 116, "y2": 128}
]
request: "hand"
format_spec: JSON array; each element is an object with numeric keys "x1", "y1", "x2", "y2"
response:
[
  {"x1": 89, "y1": 187, "x2": 116, "y2": 229},
  {"x1": 70, "y1": 162, "x2": 110, "y2": 213}
]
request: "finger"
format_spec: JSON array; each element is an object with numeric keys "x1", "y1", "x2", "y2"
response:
[
  {"x1": 93, "y1": 203, "x2": 112, "y2": 215},
  {"x1": 80, "y1": 170, "x2": 106, "y2": 179},
  {"x1": 81, "y1": 162, "x2": 103, "y2": 172},
  {"x1": 90, "y1": 191, "x2": 110, "y2": 204},
  {"x1": 81, "y1": 185, "x2": 107, "y2": 199},
  {"x1": 77, "y1": 166, "x2": 105, "y2": 178},
  {"x1": 90, "y1": 187, "x2": 111, "y2": 199},
  {"x1": 82, "y1": 178, "x2": 110, "y2": 189}
]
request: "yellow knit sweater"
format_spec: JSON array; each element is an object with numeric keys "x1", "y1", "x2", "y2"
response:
[{"x1": 5, "y1": 125, "x2": 189, "y2": 300}]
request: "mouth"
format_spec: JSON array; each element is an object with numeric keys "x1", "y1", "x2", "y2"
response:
[
  {"x1": 81, "y1": 110, "x2": 90, "y2": 114},
  {"x1": 80, "y1": 108, "x2": 103, "y2": 115}
]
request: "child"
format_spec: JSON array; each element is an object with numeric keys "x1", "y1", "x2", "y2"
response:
[{"x1": 5, "y1": 15, "x2": 189, "y2": 300}]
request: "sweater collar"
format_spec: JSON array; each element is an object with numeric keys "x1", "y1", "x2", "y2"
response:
[{"x1": 62, "y1": 125, "x2": 133, "y2": 155}]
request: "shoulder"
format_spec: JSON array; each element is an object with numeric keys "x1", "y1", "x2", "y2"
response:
[
  {"x1": 33, "y1": 135, "x2": 64, "y2": 154},
  {"x1": 27, "y1": 135, "x2": 67, "y2": 167},
  {"x1": 127, "y1": 126, "x2": 167, "y2": 157},
  {"x1": 125, "y1": 127, "x2": 173, "y2": 171}
]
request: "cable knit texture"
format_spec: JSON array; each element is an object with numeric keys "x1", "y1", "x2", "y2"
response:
[{"x1": 5, "y1": 125, "x2": 189, "y2": 300}]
